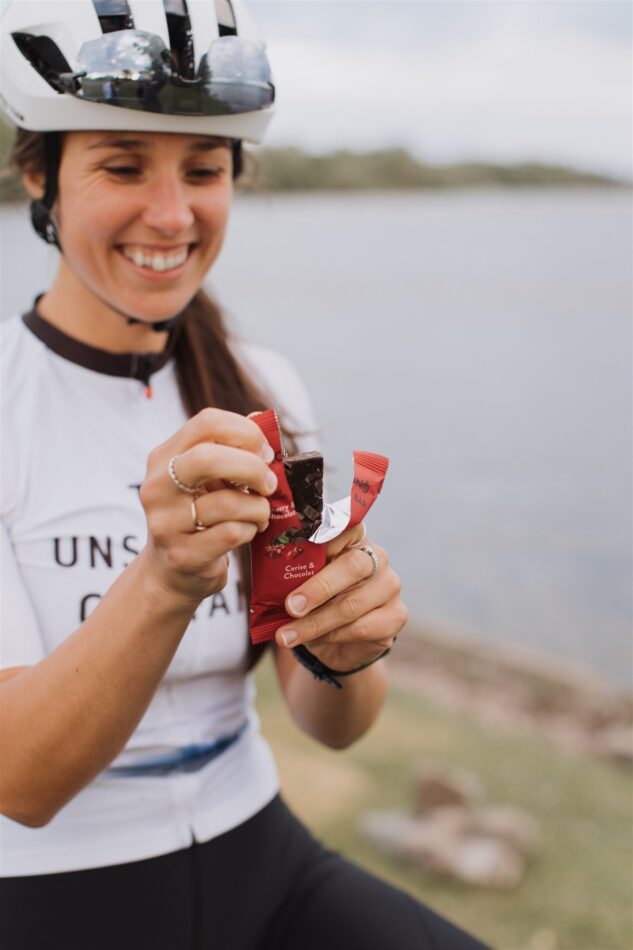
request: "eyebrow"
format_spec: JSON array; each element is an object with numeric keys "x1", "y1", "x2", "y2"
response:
[{"x1": 87, "y1": 135, "x2": 230, "y2": 152}]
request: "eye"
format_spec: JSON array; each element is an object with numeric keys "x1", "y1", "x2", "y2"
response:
[
  {"x1": 188, "y1": 166, "x2": 225, "y2": 181},
  {"x1": 104, "y1": 166, "x2": 140, "y2": 178}
]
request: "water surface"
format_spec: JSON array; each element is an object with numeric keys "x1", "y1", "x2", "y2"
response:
[{"x1": 2, "y1": 189, "x2": 631, "y2": 685}]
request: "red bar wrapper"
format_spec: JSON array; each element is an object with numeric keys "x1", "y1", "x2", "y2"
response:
[{"x1": 249, "y1": 410, "x2": 389, "y2": 644}]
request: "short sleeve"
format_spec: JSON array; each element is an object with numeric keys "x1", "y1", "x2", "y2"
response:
[
  {"x1": 231, "y1": 338, "x2": 321, "y2": 454},
  {"x1": 0, "y1": 519, "x2": 46, "y2": 670}
]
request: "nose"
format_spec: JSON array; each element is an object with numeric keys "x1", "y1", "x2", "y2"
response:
[{"x1": 141, "y1": 172, "x2": 195, "y2": 236}]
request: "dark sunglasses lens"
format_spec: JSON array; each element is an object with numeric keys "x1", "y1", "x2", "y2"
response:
[
  {"x1": 75, "y1": 30, "x2": 172, "y2": 110},
  {"x1": 72, "y1": 30, "x2": 273, "y2": 115},
  {"x1": 77, "y1": 30, "x2": 171, "y2": 77},
  {"x1": 206, "y1": 36, "x2": 271, "y2": 84},
  {"x1": 202, "y1": 37, "x2": 274, "y2": 112}
]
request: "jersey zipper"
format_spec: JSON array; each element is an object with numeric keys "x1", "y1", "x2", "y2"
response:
[{"x1": 131, "y1": 354, "x2": 154, "y2": 398}]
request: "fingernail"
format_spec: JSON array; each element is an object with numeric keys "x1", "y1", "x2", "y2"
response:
[
  {"x1": 261, "y1": 444, "x2": 275, "y2": 464},
  {"x1": 265, "y1": 470, "x2": 278, "y2": 493},
  {"x1": 280, "y1": 630, "x2": 298, "y2": 647},
  {"x1": 287, "y1": 594, "x2": 308, "y2": 617}
]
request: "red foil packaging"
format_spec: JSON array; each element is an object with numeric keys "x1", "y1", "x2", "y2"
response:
[{"x1": 249, "y1": 410, "x2": 389, "y2": 645}]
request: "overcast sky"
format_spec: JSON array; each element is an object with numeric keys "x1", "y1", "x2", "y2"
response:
[
  {"x1": 1, "y1": 0, "x2": 630, "y2": 177},
  {"x1": 251, "y1": 1, "x2": 632, "y2": 178}
]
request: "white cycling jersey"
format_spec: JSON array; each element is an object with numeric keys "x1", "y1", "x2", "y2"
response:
[{"x1": 0, "y1": 306, "x2": 319, "y2": 876}]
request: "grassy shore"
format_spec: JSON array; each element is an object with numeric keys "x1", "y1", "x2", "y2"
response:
[{"x1": 255, "y1": 652, "x2": 633, "y2": 950}]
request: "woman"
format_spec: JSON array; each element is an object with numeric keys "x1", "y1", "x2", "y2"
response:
[{"x1": 0, "y1": 3, "x2": 489, "y2": 948}]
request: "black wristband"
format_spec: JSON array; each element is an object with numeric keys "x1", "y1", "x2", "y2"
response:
[{"x1": 291, "y1": 642, "x2": 394, "y2": 689}]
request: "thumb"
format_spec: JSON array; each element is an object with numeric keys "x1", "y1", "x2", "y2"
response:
[{"x1": 325, "y1": 522, "x2": 366, "y2": 560}]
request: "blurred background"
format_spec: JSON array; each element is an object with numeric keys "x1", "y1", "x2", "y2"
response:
[{"x1": 1, "y1": 2, "x2": 631, "y2": 948}]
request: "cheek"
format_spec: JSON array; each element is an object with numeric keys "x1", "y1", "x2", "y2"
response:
[
  {"x1": 58, "y1": 193, "x2": 134, "y2": 265},
  {"x1": 203, "y1": 189, "x2": 233, "y2": 239}
]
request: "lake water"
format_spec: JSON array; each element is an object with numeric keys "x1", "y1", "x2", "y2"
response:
[{"x1": 1, "y1": 190, "x2": 631, "y2": 686}]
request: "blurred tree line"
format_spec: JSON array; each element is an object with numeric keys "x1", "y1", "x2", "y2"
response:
[
  {"x1": 0, "y1": 120, "x2": 26, "y2": 201},
  {"x1": 0, "y1": 118, "x2": 623, "y2": 202},
  {"x1": 247, "y1": 146, "x2": 621, "y2": 192}
]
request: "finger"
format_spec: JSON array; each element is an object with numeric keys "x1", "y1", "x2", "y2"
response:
[
  {"x1": 278, "y1": 563, "x2": 397, "y2": 648},
  {"x1": 285, "y1": 544, "x2": 386, "y2": 619},
  {"x1": 193, "y1": 519, "x2": 260, "y2": 557},
  {"x1": 189, "y1": 490, "x2": 271, "y2": 534},
  {"x1": 316, "y1": 596, "x2": 408, "y2": 646},
  {"x1": 326, "y1": 523, "x2": 367, "y2": 560},
  {"x1": 167, "y1": 408, "x2": 275, "y2": 463},
  {"x1": 168, "y1": 520, "x2": 261, "y2": 572},
  {"x1": 172, "y1": 443, "x2": 277, "y2": 497}
]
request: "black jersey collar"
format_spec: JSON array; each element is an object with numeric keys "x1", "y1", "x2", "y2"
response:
[{"x1": 22, "y1": 299, "x2": 180, "y2": 389}]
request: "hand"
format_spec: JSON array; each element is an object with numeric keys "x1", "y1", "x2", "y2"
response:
[
  {"x1": 275, "y1": 525, "x2": 408, "y2": 672},
  {"x1": 139, "y1": 408, "x2": 277, "y2": 605}
]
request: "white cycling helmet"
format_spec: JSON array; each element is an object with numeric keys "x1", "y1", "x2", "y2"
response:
[{"x1": 0, "y1": 0, "x2": 274, "y2": 143}]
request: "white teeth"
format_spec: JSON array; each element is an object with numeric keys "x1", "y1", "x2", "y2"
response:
[{"x1": 122, "y1": 246, "x2": 189, "y2": 272}]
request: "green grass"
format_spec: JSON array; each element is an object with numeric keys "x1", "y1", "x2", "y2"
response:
[{"x1": 255, "y1": 656, "x2": 633, "y2": 950}]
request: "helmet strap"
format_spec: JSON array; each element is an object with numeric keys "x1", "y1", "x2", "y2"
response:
[
  {"x1": 30, "y1": 132, "x2": 62, "y2": 249},
  {"x1": 126, "y1": 313, "x2": 184, "y2": 332}
]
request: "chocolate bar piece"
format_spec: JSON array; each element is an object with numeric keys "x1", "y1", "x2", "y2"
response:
[{"x1": 283, "y1": 451, "x2": 324, "y2": 538}]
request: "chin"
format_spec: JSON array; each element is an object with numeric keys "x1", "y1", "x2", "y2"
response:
[{"x1": 119, "y1": 291, "x2": 196, "y2": 325}]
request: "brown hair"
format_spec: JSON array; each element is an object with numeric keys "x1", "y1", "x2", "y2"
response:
[{"x1": 10, "y1": 129, "x2": 284, "y2": 670}]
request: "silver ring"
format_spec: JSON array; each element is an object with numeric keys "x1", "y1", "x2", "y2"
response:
[
  {"x1": 358, "y1": 545, "x2": 379, "y2": 581},
  {"x1": 348, "y1": 523, "x2": 367, "y2": 549},
  {"x1": 191, "y1": 498, "x2": 207, "y2": 532},
  {"x1": 168, "y1": 455, "x2": 201, "y2": 495}
]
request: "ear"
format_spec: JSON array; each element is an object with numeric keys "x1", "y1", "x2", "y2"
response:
[{"x1": 21, "y1": 171, "x2": 46, "y2": 201}]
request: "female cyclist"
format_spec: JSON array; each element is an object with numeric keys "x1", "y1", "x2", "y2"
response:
[{"x1": 0, "y1": 2, "x2": 489, "y2": 947}]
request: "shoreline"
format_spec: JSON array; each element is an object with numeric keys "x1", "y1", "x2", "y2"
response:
[
  {"x1": 389, "y1": 620, "x2": 632, "y2": 762},
  {"x1": 1, "y1": 182, "x2": 631, "y2": 207}
]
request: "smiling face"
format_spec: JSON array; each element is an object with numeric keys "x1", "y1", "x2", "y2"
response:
[{"x1": 27, "y1": 130, "x2": 234, "y2": 350}]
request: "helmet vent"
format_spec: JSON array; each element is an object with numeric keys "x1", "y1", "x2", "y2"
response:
[
  {"x1": 163, "y1": 0, "x2": 195, "y2": 79},
  {"x1": 215, "y1": 0, "x2": 237, "y2": 37},
  {"x1": 92, "y1": 0, "x2": 134, "y2": 34},
  {"x1": 11, "y1": 33, "x2": 72, "y2": 92}
]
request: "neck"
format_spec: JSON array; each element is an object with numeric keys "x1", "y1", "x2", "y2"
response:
[{"x1": 38, "y1": 260, "x2": 170, "y2": 355}]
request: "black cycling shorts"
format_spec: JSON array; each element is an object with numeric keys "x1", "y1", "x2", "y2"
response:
[{"x1": 0, "y1": 794, "x2": 491, "y2": 949}]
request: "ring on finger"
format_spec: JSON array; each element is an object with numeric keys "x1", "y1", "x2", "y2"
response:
[
  {"x1": 358, "y1": 545, "x2": 379, "y2": 581},
  {"x1": 191, "y1": 497, "x2": 208, "y2": 532},
  {"x1": 168, "y1": 455, "x2": 203, "y2": 495}
]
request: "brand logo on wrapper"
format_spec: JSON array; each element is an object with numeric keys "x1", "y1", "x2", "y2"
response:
[{"x1": 248, "y1": 410, "x2": 389, "y2": 644}]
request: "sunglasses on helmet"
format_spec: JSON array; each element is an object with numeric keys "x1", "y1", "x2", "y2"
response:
[{"x1": 57, "y1": 30, "x2": 274, "y2": 116}]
